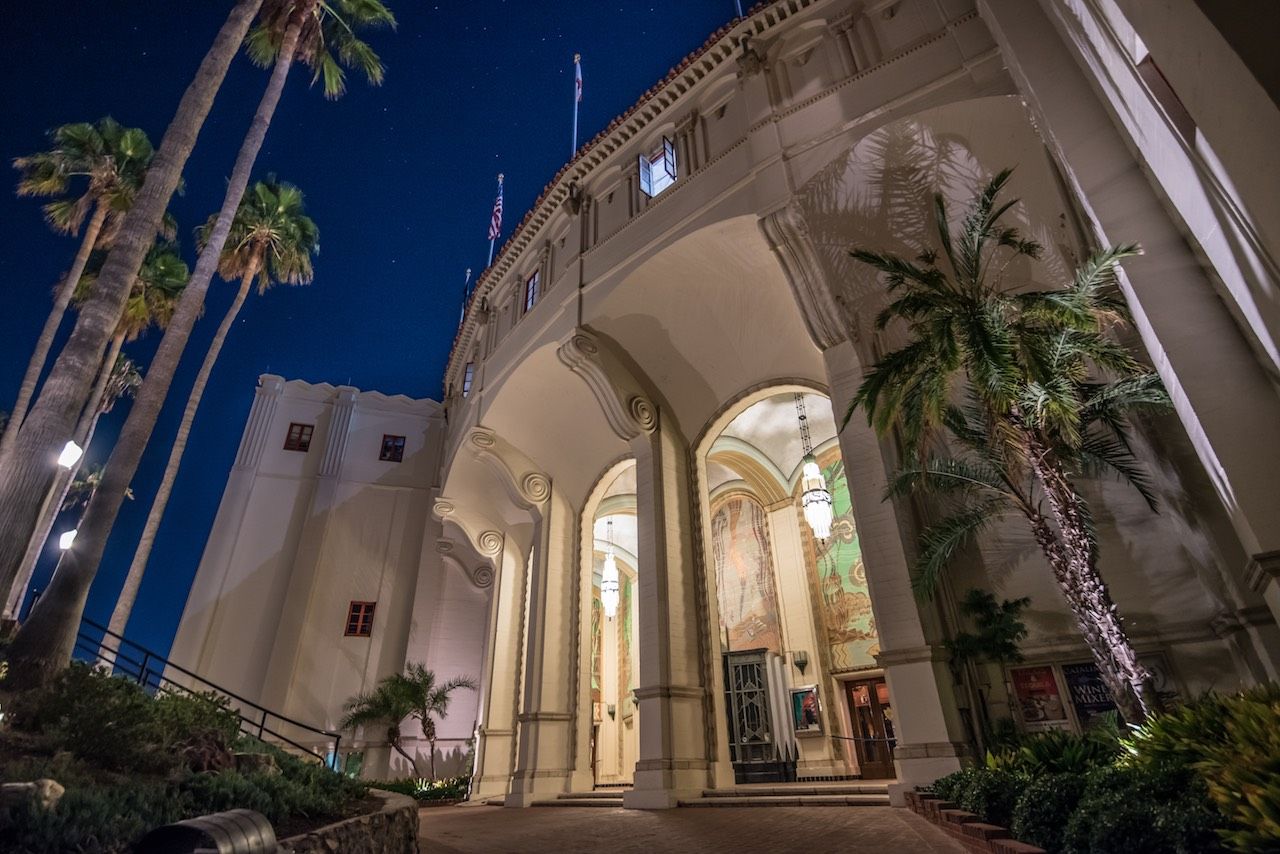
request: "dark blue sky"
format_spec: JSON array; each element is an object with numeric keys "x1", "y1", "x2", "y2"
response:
[{"x1": 0, "y1": 1, "x2": 735, "y2": 658}]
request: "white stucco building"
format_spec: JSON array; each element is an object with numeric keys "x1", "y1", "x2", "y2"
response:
[{"x1": 171, "y1": 0, "x2": 1280, "y2": 809}]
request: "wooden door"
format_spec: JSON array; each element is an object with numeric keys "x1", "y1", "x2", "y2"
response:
[{"x1": 847, "y1": 678, "x2": 896, "y2": 779}]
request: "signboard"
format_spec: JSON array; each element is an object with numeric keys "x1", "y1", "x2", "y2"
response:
[
  {"x1": 1061, "y1": 662, "x2": 1116, "y2": 727},
  {"x1": 1009, "y1": 665, "x2": 1071, "y2": 732}
]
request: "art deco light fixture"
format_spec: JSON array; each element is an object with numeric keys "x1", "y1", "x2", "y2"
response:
[
  {"x1": 601, "y1": 518, "x2": 620, "y2": 619},
  {"x1": 795, "y1": 393, "x2": 833, "y2": 541}
]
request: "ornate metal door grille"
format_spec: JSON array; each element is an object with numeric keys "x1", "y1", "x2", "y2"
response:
[{"x1": 723, "y1": 650, "x2": 773, "y2": 763}]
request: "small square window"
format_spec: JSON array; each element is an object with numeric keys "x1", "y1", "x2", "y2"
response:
[
  {"x1": 284, "y1": 422, "x2": 314, "y2": 452},
  {"x1": 345, "y1": 601, "x2": 376, "y2": 637},
  {"x1": 380, "y1": 434, "x2": 405, "y2": 462},
  {"x1": 638, "y1": 137, "x2": 677, "y2": 197},
  {"x1": 524, "y1": 271, "x2": 540, "y2": 314}
]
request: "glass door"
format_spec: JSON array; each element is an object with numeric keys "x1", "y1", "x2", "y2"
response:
[{"x1": 846, "y1": 678, "x2": 896, "y2": 779}]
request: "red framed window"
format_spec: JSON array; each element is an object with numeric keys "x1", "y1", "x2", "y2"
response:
[
  {"x1": 284, "y1": 422, "x2": 314, "y2": 452},
  {"x1": 380, "y1": 434, "x2": 406, "y2": 462},
  {"x1": 345, "y1": 601, "x2": 376, "y2": 637}
]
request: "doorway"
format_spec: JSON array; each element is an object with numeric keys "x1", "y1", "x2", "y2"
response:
[{"x1": 846, "y1": 678, "x2": 896, "y2": 779}]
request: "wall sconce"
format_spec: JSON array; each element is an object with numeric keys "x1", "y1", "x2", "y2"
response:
[
  {"x1": 607, "y1": 704, "x2": 616, "y2": 720},
  {"x1": 792, "y1": 650, "x2": 810, "y2": 676}
]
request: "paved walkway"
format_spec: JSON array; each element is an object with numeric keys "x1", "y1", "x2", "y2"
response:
[{"x1": 420, "y1": 805, "x2": 965, "y2": 853}]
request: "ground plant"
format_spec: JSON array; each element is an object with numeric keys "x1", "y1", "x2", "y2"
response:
[{"x1": 0, "y1": 664, "x2": 366, "y2": 853}]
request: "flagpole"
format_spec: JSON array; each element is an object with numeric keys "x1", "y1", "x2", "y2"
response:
[
  {"x1": 458, "y1": 267, "x2": 473, "y2": 326},
  {"x1": 735, "y1": 1, "x2": 744, "y2": 17},
  {"x1": 488, "y1": 173, "x2": 503, "y2": 267},
  {"x1": 572, "y1": 53, "x2": 582, "y2": 156}
]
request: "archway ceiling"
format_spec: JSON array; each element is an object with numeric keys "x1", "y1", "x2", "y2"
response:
[{"x1": 587, "y1": 215, "x2": 826, "y2": 441}]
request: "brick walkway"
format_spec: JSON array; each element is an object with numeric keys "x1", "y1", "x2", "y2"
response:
[{"x1": 420, "y1": 805, "x2": 966, "y2": 853}]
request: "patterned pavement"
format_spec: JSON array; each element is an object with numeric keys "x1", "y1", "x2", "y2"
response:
[{"x1": 420, "y1": 805, "x2": 966, "y2": 853}]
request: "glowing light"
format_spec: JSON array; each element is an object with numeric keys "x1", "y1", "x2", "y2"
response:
[
  {"x1": 57, "y1": 441, "x2": 83, "y2": 469},
  {"x1": 58, "y1": 529, "x2": 78, "y2": 550},
  {"x1": 800, "y1": 455, "x2": 833, "y2": 541},
  {"x1": 601, "y1": 548, "x2": 620, "y2": 619}
]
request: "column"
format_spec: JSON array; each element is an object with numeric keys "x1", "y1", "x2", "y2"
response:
[
  {"x1": 825, "y1": 341, "x2": 967, "y2": 802},
  {"x1": 623, "y1": 418, "x2": 713, "y2": 809},
  {"x1": 507, "y1": 488, "x2": 577, "y2": 807},
  {"x1": 167, "y1": 374, "x2": 284, "y2": 681},
  {"x1": 472, "y1": 538, "x2": 525, "y2": 801},
  {"x1": 260, "y1": 386, "x2": 358, "y2": 712},
  {"x1": 979, "y1": 0, "x2": 1280, "y2": 631}
]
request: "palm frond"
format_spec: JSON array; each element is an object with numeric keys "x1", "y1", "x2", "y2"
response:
[{"x1": 913, "y1": 498, "x2": 1007, "y2": 598}]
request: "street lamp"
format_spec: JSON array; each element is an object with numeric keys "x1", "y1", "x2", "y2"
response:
[
  {"x1": 57, "y1": 441, "x2": 83, "y2": 469},
  {"x1": 58, "y1": 529, "x2": 77, "y2": 550}
]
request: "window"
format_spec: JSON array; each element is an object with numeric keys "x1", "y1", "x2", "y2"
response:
[
  {"x1": 524, "y1": 270, "x2": 540, "y2": 314},
  {"x1": 284, "y1": 422, "x2": 314, "y2": 452},
  {"x1": 1136, "y1": 55, "x2": 1196, "y2": 141},
  {"x1": 462, "y1": 362, "x2": 475, "y2": 397},
  {"x1": 345, "y1": 601, "x2": 376, "y2": 637},
  {"x1": 639, "y1": 136, "x2": 677, "y2": 197},
  {"x1": 380, "y1": 434, "x2": 405, "y2": 462}
]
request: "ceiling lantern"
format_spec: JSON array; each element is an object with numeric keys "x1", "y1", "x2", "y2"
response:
[
  {"x1": 601, "y1": 519, "x2": 620, "y2": 619},
  {"x1": 794, "y1": 394, "x2": 833, "y2": 542}
]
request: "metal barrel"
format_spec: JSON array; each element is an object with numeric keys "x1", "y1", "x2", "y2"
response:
[{"x1": 134, "y1": 808, "x2": 278, "y2": 854}]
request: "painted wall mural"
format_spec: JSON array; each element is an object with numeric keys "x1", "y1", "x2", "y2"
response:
[
  {"x1": 802, "y1": 453, "x2": 879, "y2": 672},
  {"x1": 712, "y1": 496, "x2": 784, "y2": 653},
  {"x1": 591, "y1": 586, "x2": 602, "y2": 706}
]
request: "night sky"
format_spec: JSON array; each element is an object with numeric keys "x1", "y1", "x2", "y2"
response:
[{"x1": 0, "y1": 1, "x2": 736, "y2": 658}]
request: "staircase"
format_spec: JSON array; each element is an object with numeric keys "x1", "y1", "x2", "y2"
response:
[
  {"x1": 533, "y1": 790, "x2": 628, "y2": 808},
  {"x1": 679, "y1": 782, "x2": 891, "y2": 807}
]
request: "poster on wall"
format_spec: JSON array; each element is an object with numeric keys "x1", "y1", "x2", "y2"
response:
[
  {"x1": 1063, "y1": 653, "x2": 1180, "y2": 727},
  {"x1": 791, "y1": 685, "x2": 822, "y2": 734},
  {"x1": 1009, "y1": 665, "x2": 1071, "y2": 732},
  {"x1": 1061, "y1": 662, "x2": 1115, "y2": 727}
]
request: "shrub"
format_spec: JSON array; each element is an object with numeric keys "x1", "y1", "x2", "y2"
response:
[
  {"x1": 1010, "y1": 772, "x2": 1086, "y2": 852},
  {"x1": 1061, "y1": 764, "x2": 1222, "y2": 854},
  {"x1": 958, "y1": 768, "x2": 1026, "y2": 829},
  {"x1": 929, "y1": 766, "x2": 982, "y2": 802},
  {"x1": 0, "y1": 780, "x2": 185, "y2": 854},
  {"x1": 418, "y1": 775, "x2": 468, "y2": 801},
  {"x1": 989, "y1": 728, "x2": 1121, "y2": 776},
  {"x1": 152, "y1": 688, "x2": 242, "y2": 747}
]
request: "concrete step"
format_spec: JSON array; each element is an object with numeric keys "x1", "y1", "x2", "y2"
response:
[
  {"x1": 702, "y1": 784, "x2": 888, "y2": 798},
  {"x1": 559, "y1": 790, "x2": 631, "y2": 799},
  {"x1": 680, "y1": 794, "x2": 890, "y2": 808},
  {"x1": 534, "y1": 796, "x2": 625, "y2": 808}
]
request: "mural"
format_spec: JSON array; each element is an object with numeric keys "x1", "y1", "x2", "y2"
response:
[
  {"x1": 618, "y1": 575, "x2": 634, "y2": 716},
  {"x1": 802, "y1": 453, "x2": 879, "y2": 672},
  {"x1": 590, "y1": 586, "x2": 602, "y2": 706},
  {"x1": 712, "y1": 496, "x2": 784, "y2": 653}
]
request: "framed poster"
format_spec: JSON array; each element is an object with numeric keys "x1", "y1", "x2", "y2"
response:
[
  {"x1": 1009, "y1": 665, "x2": 1071, "y2": 732},
  {"x1": 791, "y1": 685, "x2": 822, "y2": 734},
  {"x1": 1061, "y1": 661, "x2": 1115, "y2": 727}
]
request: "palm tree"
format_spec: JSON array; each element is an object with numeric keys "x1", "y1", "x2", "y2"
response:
[
  {"x1": 844, "y1": 170, "x2": 1170, "y2": 722},
  {"x1": 107, "y1": 179, "x2": 317, "y2": 641},
  {"x1": 1, "y1": 118, "x2": 160, "y2": 465},
  {"x1": 341, "y1": 664, "x2": 476, "y2": 779},
  {"x1": 7, "y1": 244, "x2": 185, "y2": 617},
  {"x1": 5, "y1": 0, "x2": 393, "y2": 688},
  {"x1": 0, "y1": 0, "x2": 264, "y2": 637}
]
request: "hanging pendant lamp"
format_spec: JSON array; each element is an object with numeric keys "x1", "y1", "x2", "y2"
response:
[
  {"x1": 794, "y1": 394, "x2": 833, "y2": 541},
  {"x1": 601, "y1": 518, "x2": 620, "y2": 619}
]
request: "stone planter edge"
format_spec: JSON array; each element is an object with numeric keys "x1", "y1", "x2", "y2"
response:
[
  {"x1": 279, "y1": 788, "x2": 419, "y2": 854},
  {"x1": 904, "y1": 789, "x2": 1048, "y2": 854}
]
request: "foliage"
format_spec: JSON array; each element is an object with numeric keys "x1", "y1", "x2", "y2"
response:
[
  {"x1": 198, "y1": 176, "x2": 320, "y2": 290},
  {"x1": 957, "y1": 768, "x2": 1026, "y2": 829},
  {"x1": 1010, "y1": 772, "x2": 1087, "y2": 853},
  {"x1": 74, "y1": 241, "x2": 189, "y2": 342},
  {"x1": 946, "y1": 588, "x2": 1030, "y2": 664},
  {"x1": 0, "y1": 779, "x2": 185, "y2": 854},
  {"x1": 376, "y1": 775, "x2": 468, "y2": 802},
  {"x1": 246, "y1": 0, "x2": 396, "y2": 99},
  {"x1": 341, "y1": 662, "x2": 475, "y2": 778},
  {"x1": 985, "y1": 727, "x2": 1121, "y2": 775},
  {"x1": 1061, "y1": 764, "x2": 1222, "y2": 854},
  {"x1": 1122, "y1": 684, "x2": 1280, "y2": 851},
  {"x1": 929, "y1": 766, "x2": 983, "y2": 803}
]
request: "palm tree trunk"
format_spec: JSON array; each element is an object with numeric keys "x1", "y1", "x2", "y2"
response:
[
  {"x1": 106, "y1": 271, "x2": 256, "y2": 643},
  {"x1": 0, "y1": 0, "x2": 263, "y2": 612},
  {"x1": 4, "y1": 334, "x2": 122, "y2": 618},
  {"x1": 5, "y1": 5, "x2": 306, "y2": 690},
  {"x1": 1023, "y1": 434, "x2": 1160, "y2": 722},
  {"x1": 0, "y1": 203, "x2": 109, "y2": 467},
  {"x1": 391, "y1": 732, "x2": 422, "y2": 777}
]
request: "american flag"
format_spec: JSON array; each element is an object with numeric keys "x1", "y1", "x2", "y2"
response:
[
  {"x1": 575, "y1": 53, "x2": 583, "y2": 103},
  {"x1": 488, "y1": 174, "x2": 504, "y2": 241}
]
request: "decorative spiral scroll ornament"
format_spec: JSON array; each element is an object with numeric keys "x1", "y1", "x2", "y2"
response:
[
  {"x1": 472, "y1": 566, "x2": 495, "y2": 588},
  {"x1": 628, "y1": 395, "x2": 657, "y2": 432},
  {"x1": 477, "y1": 530, "x2": 504, "y2": 555},
  {"x1": 435, "y1": 539, "x2": 455, "y2": 554},
  {"x1": 521, "y1": 472, "x2": 551, "y2": 503},
  {"x1": 433, "y1": 499, "x2": 456, "y2": 518},
  {"x1": 470, "y1": 430, "x2": 497, "y2": 449},
  {"x1": 573, "y1": 334, "x2": 599, "y2": 355}
]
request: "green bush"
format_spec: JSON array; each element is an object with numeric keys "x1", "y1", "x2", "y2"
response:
[
  {"x1": 957, "y1": 768, "x2": 1026, "y2": 829},
  {"x1": 152, "y1": 687, "x2": 242, "y2": 747},
  {"x1": 1061, "y1": 765, "x2": 1222, "y2": 854},
  {"x1": 988, "y1": 728, "x2": 1121, "y2": 776},
  {"x1": 1010, "y1": 772, "x2": 1086, "y2": 852},
  {"x1": 929, "y1": 766, "x2": 982, "y2": 802},
  {"x1": 0, "y1": 780, "x2": 185, "y2": 854},
  {"x1": 418, "y1": 775, "x2": 468, "y2": 801}
]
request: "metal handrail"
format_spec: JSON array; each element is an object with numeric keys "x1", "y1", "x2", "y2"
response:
[{"x1": 74, "y1": 618, "x2": 343, "y2": 769}]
